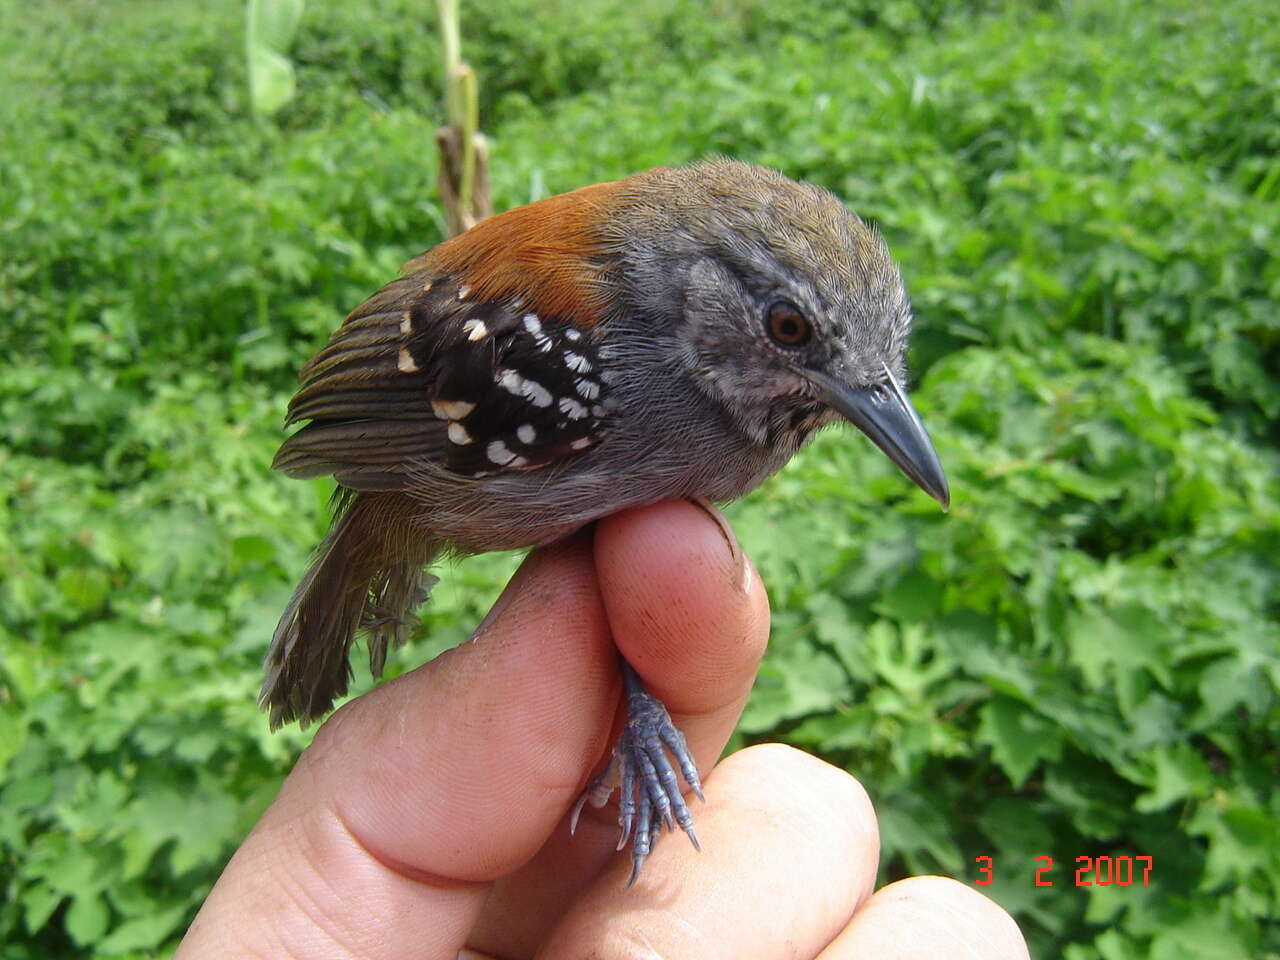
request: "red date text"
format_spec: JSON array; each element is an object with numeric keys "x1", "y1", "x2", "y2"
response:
[{"x1": 973, "y1": 855, "x2": 1153, "y2": 887}]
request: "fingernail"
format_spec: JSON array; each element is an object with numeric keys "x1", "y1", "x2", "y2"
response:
[
  {"x1": 470, "y1": 556, "x2": 528, "y2": 639},
  {"x1": 689, "y1": 498, "x2": 752, "y2": 594}
]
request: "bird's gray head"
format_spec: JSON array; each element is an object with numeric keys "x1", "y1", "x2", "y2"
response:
[{"x1": 604, "y1": 158, "x2": 948, "y2": 507}]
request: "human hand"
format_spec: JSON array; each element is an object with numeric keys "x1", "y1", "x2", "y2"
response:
[{"x1": 178, "y1": 500, "x2": 1028, "y2": 958}]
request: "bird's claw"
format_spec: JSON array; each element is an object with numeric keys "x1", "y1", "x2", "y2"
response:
[{"x1": 571, "y1": 683, "x2": 703, "y2": 884}]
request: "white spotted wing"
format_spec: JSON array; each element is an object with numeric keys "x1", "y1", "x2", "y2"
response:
[{"x1": 273, "y1": 271, "x2": 612, "y2": 488}]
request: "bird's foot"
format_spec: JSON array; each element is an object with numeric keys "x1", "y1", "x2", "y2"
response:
[{"x1": 570, "y1": 664, "x2": 704, "y2": 885}]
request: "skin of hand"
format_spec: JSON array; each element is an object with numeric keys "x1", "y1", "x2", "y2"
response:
[{"x1": 177, "y1": 501, "x2": 1029, "y2": 959}]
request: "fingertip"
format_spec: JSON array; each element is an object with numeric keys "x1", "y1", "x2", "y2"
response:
[
  {"x1": 595, "y1": 499, "x2": 742, "y2": 590},
  {"x1": 593, "y1": 500, "x2": 769, "y2": 713},
  {"x1": 705, "y1": 744, "x2": 880, "y2": 905},
  {"x1": 824, "y1": 876, "x2": 1031, "y2": 960}
]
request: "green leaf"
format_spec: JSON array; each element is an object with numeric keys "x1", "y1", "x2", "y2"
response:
[
  {"x1": 977, "y1": 696, "x2": 1064, "y2": 787},
  {"x1": 249, "y1": 0, "x2": 304, "y2": 48},
  {"x1": 246, "y1": 0, "x2": 305, "y2": 117},
  {"x1": 1146, "y1": 896, "x2": 1257, "y2": 959},
  {"x1": 1134, "y1": 743, "x2": 1214, "y2": 811},
  {"x1": 20, "y1": 882, "x2": 62, "y2": 935},
  {"x1": 741, "y1": 645, "x2": 849, "y2": 733},
  {"x1": 231, "y1": 533, "x2": 278, "y2": 563},
  {"x1": 65, "y1": 891, "x2": 110, "y2": 946},
  {"x1": 876, "y1": 790, "x2": 965, "y2": 875},
  {"x1": 872, "y1": 569, "x2": 943, "y2": 623},
  {"x1": 0, "y1": 708, "x2": 26, "y2": 774},
  {"x1": 97, "y1": 902, "x2": 190, "y2": 953},
  {"x1": 1066, "y1": 605, "x2": 1173, "y2": 690},
  {"x1": 247, "y1": 47, "x2": 296, "y2": 117}
]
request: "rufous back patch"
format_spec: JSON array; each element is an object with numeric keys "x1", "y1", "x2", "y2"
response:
[{"x1": 413, "y1": 180, "x2": 624, "y2": 328}]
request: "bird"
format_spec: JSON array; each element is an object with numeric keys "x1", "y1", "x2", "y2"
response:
[{"x1": 262, "y1": 158, "x2": 949, "y2": 883}]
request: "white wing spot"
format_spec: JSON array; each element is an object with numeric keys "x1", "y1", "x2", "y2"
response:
[
  {"x1": 570, "y1": 436, "x2": 594, "y2": 450},
  {"x1": 397, "y1": 348, "x2": 419, "y2": 372},
  {"x1": 486, "y1": 440, "x2": 527, "y2": 467},
  {"x1": 591, "y1": 404, "x2": 607, "y2": 417},
  {"x1": 432, "y1": 399, "x2": 476, "y2": 420},
  {"x1": 564, "y1": 328, "x2": 581, "y2": 341},
  {"x1": 517, "y1": 424, "x2": 536, "y2": 444},
  {"x1": 399, "y1": 311, "x2": 412, "y2": 334},
  {"x1": 522, "y1": 313, "x2": 543, "y2": 336},
  {"x1": 559, "y1": 396, "x2": 588, "y2": 420},
  {"x1": 564, "y1": 351, "x2": 592, "y2": 373},
  {"x1": 575, "y1": 378, "x2": 600, "y2": 400},
  {"x1": 521, "y1": 378, "x2": 553, "y2": 407},
  {"x1": 497, "y1": 368, "x2": 524, "y2": 394},
  {"x1": 448, "y1": 422, "x2": 473, "y2": 445},
  {"x1": 457, "y1": 284, "x2": 471, "y2": 300},
  {"x1": 422, "y1": 278, "x2": 434, "y2": 293},
  {"x1": 498, "y1": 369, "x2": 553, "y2": 407},
  {"x1": 463, "y1": 319, "x2": 489, "y2": 341}
]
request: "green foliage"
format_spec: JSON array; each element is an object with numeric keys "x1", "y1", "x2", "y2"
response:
[{"x1": 1, "y1": 0, "x2": 1277, "y2": 956}]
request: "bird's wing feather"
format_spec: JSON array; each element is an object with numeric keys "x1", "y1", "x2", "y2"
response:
[{"x1": 272, "y1": 270, "x2": 612, "y2": 490}]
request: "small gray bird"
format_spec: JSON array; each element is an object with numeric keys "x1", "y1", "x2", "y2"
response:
[{"x1": 264, "y1": 158, "x2": 949, "y2": 882}]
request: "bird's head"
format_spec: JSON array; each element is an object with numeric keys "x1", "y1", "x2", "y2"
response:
[{"x1": 605, "y1": 159, "x2": 949, "y2": 508}]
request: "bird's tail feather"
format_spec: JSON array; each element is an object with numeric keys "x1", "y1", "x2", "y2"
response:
[{"x1": 260, "y1": 490, "x2": 438, "y2": 729}]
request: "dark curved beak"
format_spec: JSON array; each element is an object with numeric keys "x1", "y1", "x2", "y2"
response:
[{"x1": 811, "y1": 365, "x2": 950, "y2": 509}]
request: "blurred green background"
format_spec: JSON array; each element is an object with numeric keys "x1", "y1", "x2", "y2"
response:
[{"x1": 1, "y1": 0, "x2": 1277, "y2": 956}]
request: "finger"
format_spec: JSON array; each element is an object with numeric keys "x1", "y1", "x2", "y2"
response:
[
  {"x1": 598, "y1": 499, "x2": 766, "y2": 718},
  {"x1": 179, "y1": 532, "x2": 616, "y2": 960},
  {"x1": 469, "y1": 500, "x2": 772, "y2": 955},
  {"x1": 818, "y1": 876, "x2": 1030, "y2": 960},
  {"x1": 534, "y1": 744, "x2": 879, "y2": 958}
]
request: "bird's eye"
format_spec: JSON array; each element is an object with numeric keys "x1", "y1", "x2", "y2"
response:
[{"x1": 766, "y1": 301, "x2": 811, "y2": 347}]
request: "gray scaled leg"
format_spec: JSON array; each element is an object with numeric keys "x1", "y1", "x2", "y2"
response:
[{"x1": 570, "y1": 658, "x2": 705, "y2": 885}]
